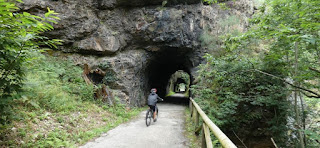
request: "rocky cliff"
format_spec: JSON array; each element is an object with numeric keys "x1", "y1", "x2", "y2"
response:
[{"x1": 19, "y1": 0, "x2": 254, "y2": 106}]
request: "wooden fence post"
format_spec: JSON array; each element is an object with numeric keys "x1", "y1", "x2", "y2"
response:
[
  {"x1": 189, "y1": 100, "x2": 193, "y2": 117},
  {"x1": 192, "y1": 106, "x2": 196, "y2": 122},
  {"x1": 189, "y1": 98, "x2": 237, "y2": 148},
  {"x1": 203, "y1": 124, "x2": 213, "y2": 148},
  {"x1": 195, "y1": 111, "x2": 199, "y2": 127},
  {"x1": 201, "y1": 125, "x2": 206, "y2": 148}
]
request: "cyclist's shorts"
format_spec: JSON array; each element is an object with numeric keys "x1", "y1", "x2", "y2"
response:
[{"x1": 148, "y1": 105, "x2": 156, "y2": 112}]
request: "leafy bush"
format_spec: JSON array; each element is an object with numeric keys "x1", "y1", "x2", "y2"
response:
[
  {"x1": 192, "y1": 54, "x2": 289, "y2": 143},
  {"x1": 0, "y1": 0, "x2": 60, "y2": 99},
  {"x1": 0, "y1": 0, "x2": 62, "y2": 126}
]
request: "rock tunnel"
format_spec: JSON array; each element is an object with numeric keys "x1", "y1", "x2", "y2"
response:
[{"x1": 145, "y1": 47, "x2": 193, "y2": 103}]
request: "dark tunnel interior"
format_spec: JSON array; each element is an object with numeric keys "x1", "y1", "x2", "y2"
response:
[{"x1": 145, "y1": 47, "x2": 192, "y2": 104}]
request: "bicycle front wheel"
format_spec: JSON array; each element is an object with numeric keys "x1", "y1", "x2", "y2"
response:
[{"x1": 146, "y1": 110, "x2": 152, "y2": 127}]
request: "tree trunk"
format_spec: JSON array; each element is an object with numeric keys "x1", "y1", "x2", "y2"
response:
[
  {"x1": 299, "y1": 91, "x2": 306, "y2": 145},
  {"x1": 294, "y1": 42, "x2": 305, "y2": 148}
]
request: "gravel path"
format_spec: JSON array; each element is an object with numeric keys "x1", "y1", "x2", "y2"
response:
[{"x1": 79, "y1": 103, "x2": 189, "y2": 148}]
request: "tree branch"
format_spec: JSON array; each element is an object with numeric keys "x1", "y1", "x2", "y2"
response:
[
  {"x1": 309, "y1": 67, "x2": 320, "y2": 74},
  {"x1": 250, "y1": 69, "x2": 320, "y2": 98},
  {"x1": 233, "y1": 130, "x2": 247, "y2": 148},
  {"x1": 300, "y1": 91, "x2": 319, "y2": 99},
  {"x1": 271, "y1": 138, "x2": 279, "y2": 148}
]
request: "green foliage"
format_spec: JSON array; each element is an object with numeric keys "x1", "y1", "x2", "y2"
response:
[
  {"x1": 203, "y1": 0, "x2": 234, "y2": 5},
  {"x1": 22, "y1": 53, "x2": 93, "y2": 111},
  {"x1": 0, "y1": 52, "x2": 144, "y2": 147},
  {"x1": 98, "y1": 62, "x2": 111, "y2": 69},
  {"x1": 192, "y1": 54, "x2": 289, "y2": 142},
  {"x1": 304, "y1": 97, "x2": 320, "y2": 146},
  {"x1": 227, "y1": 0, "x2": 320, "y2": 146},
  {"x1": 203, "y1": 0, "x2": 217, "y2": 4},
  {"x1": 0, "y1": 52, "x2": 94, "y2": 125},
  {"x1": 218, "y1": 3, "x2": 229, "y2": 10},
  {"x1": 0, "y1": 0, "x2": 61, "y2": 99},
  {"x1": 239, "y1": 0, "x2": 320, "y2": 89},
  {"x1": 103, "y1": 71, "x2": 118, "y2": 84},
  {"x1": 184, "y1": 109, "x2": 201, "y2": 148},
  {"x1": 304, "y1": 129, "x2": 320, "y2": 147},
  {"x1": 98, "y1": 62, "x2": 118, "y2": 84},
  {"x1": 195, "y1": 0, "x2": 320, "y2": 146},
  {"x1": 33, "y1": 129, "x2": 75, "y2": 148},
  {"x1": 180, "y1": 72, "x2": 190, "y2": 84},
  {"x1": 166, "y1": 90, "x2": 176, "y2": 97}
]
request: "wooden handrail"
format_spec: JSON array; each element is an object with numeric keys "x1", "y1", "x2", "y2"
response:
[{"x1": 189, "y1": 98, "x2": 237, "y2": 148}]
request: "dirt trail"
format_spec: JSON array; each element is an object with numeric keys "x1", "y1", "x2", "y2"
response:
[{"x1": 79, "y1": 103, "x2": 189, "y2": 148}]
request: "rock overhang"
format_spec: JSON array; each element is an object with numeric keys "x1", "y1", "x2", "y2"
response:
[{"x1": 17, "y1": 0, "x2": 254, "y2": 106}]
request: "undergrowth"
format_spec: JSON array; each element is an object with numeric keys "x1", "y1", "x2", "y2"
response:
[
  {"x1": 304, "y1": 97, "x2": 320, "y2": 147},
  {"x1": 184, "y1": 108, "x2": 201, "y2": 148},
  {"x1": 184, "y1": 107, "x2": 224, "y2": 148},
  {"x1": 0, "y1": 51, "x2": 144, "y2": 147}
]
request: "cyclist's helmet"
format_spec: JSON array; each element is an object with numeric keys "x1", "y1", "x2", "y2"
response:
[{"x1": 151, "y1": 88, "x2": 157, "y2": 93}]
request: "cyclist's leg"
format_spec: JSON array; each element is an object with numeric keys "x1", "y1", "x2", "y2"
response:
[
  {"x1": 153, "y1": 107, "x2": 156, "y2": 120},
  {"x1": 155, "y1": 105, "x2": 159, "y2": 114},
  {"x1": 153, "y1": 105, "x2": 158, "y2": 121},
  {"x1": 149, "y1": 105, "x2": 156, "y2": 120}
]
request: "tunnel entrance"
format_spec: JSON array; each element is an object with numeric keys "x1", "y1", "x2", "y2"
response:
[
  {"x1": 166, "y1": 70, "x2": 190, "y2": 98},
  {"x1": 174, "y1": 78, "x2": 186, "y2": 92},
  {"x1": 145, "y1": 47, "x2": 192, "y2": 104}
]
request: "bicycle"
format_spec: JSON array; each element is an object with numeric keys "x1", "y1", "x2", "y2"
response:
[{"x1": 146, "y1": 106, "x2": 159, "y2": 127}]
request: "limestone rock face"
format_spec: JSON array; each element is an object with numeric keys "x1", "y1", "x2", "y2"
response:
[
  {"x1": 19, "y1": 0, "x2": 253, "y2": 54},
  {"x1": 73, "y1": 25, "x2": 122, "y2": 54},
  {"x1": 97, "y1": 0, "x2": 200, "y2": 9},
  {"x1": 18, "y1": 0, "x2": 254, "y2": 106},
  {"x1": 129, "y1": 6, "x2": 202, "y2": 49},
  {"x1": 62, "y1": 50, "x2": 149, "y2": 106}
]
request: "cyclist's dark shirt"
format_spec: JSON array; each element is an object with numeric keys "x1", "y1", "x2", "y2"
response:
[{"x1": 147, "y1": 92, "x2": 161, "y2": 106}]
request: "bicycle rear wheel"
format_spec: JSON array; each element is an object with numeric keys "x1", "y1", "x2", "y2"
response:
[{"x1": 146, "y1": 109, "x2": 152, "y2": 127}]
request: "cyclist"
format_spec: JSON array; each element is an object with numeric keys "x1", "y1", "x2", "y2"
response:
[{"x1": 147, "y1": 88, "x2": 163, "y2": 122}]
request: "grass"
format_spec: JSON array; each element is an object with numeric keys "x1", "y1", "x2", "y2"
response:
[
  {"x1": 0, "y1": 51, "x2": 145, "y2": 147},
  {"x1": 184, "y1": 108, "x2": 201, "y2": 148},
  {"x1": 166, "y1": 91, "x2": 176, "y2": 97}
]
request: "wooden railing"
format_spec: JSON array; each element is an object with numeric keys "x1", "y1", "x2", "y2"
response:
[{"x1": 189, "y1": 98, "x2": 237, "y2": 148}]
